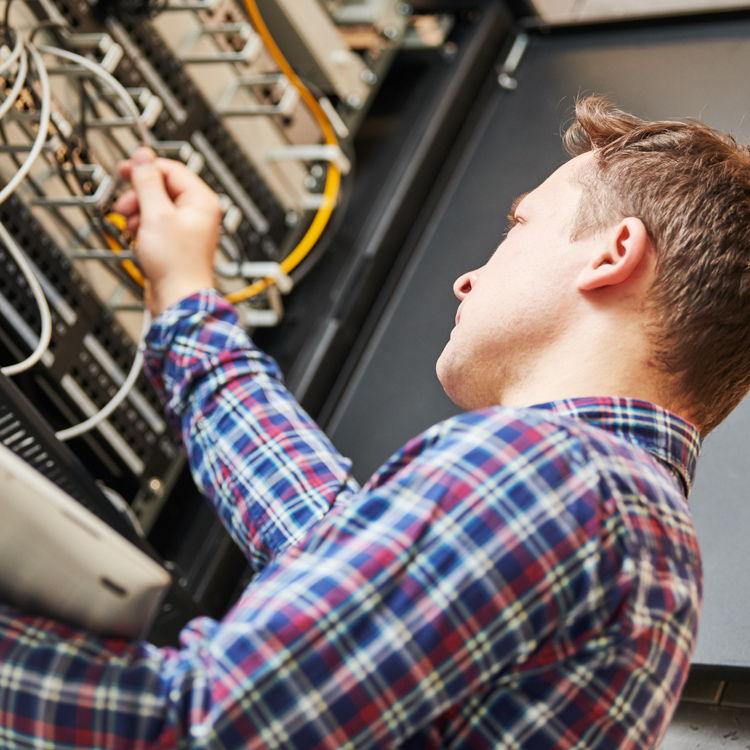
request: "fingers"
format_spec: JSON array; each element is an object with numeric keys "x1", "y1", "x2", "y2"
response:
[
  {"x1": 116, "y1": 150, "x2": 216, "y2": 214},
  {"x1": 112, "y1": 151, "x2": 221, "y2": 317},
  {"x1": 109, "y1": 190, "x2": 141, "y2": 237},
  {"x1": 112, "y1": 188, "x2": 138, "y2": 217},
  {"x1": 154, "y1": 158, "x2": 217, "y2": 208},
  {"x1": 129, "y1": 153, "x2": 174, "y2": 217},
  {"x1": 126, "y1": 215, "x2": 141, "y2": 236},
  {"x1": 117, "y1": 147, "x2": 155, "y2": 182}
]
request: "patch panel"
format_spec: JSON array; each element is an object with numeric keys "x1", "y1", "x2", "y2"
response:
[
  {"x1": 0, "y1": 0, "x2": 419, "y2": 628},
  {"x1": 49, "y1": 0, "x2": 292, "y2": 254},
  {"x1": 0, "y1": 191, "x2": 178, "y2": 528}
]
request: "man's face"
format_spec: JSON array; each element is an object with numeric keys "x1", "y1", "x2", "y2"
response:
[{"x1": 436, "y1": 153, "x2": 600, "y2": 410}]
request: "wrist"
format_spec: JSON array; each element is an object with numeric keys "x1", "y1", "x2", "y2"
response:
[{"x1": 148, "y1": 278, "x2": 215, "y2": 317}]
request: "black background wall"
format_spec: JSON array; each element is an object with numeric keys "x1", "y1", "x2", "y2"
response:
[{"x1": 324, "y1": 13, "x2": 750, "y2": 675}]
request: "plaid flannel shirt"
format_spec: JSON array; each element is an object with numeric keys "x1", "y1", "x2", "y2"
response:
[{"x1": 0, "y1": 290, "x2": 702, "y2": 749}]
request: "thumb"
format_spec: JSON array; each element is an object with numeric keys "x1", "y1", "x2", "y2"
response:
[{"x1": 130, "y1": 154, "x2": 172, "y2": 216}]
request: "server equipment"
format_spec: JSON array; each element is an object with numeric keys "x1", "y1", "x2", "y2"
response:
[{"x1": 0, "y1": 0, "x2": 507, "y2": 639}]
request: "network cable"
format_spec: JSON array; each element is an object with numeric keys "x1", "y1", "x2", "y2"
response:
[
  {"x1": 36, "y1": 44, "x2": 152, "y2": 291},
  {"x1": 0, "y1": 40, "x2": 50, "y2": 206},
  {"x1": 38, "y1": 45, "x2": 152, "y2": 147},
  {"x1": 0, "y1": 34, "x2": 53, "y2": 376},
  {"x1": 0, "y1": 44, "x2": 27, "y2": 122},
  {"x1": 0, "y1": 219, "x2": 52, "y2": 376},
  {"x1": 0, "y1": 35, "x2": 154, "y2": 440},
  {"x1": 104, "y1": 212, "x2": 146, "y2": 287},
  {"x1": 55, "y1": 309, "x2": 151, "y2": 442},
  {"x1": 0, "y1": 23, "x2": 23, "y2": 74},
  {"x1": 223, "y1": 0, "x2": 343, "y2": 304},
  {"x1": 37, "y1": 43, "x2": 153, "y2": 441}
]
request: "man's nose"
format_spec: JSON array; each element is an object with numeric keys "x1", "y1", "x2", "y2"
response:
[{"x1": 453, "y1": 270, "x2": 478, "y2": 300}]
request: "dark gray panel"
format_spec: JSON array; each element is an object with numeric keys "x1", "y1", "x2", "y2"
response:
[
  {"x1": 691, "y1": 396, "x2": 750, "y2": 670},
  {"x1": 327, "y1": 19, "x2": 750, "y2": 670}
]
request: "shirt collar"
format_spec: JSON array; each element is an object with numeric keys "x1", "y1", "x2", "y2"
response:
[{"x1": 530, "y1": 397, "x2": 702, "y2": 498}]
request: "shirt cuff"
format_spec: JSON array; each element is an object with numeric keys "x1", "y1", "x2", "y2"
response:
[
  {"x1": 146, "y1": 288, "x2": 232, "y2": 347},
  {"x1": 143, "y1": 289, "x2": 284, "y2": 425}
]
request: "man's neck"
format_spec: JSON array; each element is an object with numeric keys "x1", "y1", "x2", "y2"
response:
[{"x1": 497, "y1": 321, "x2": 686, "y2": 421}]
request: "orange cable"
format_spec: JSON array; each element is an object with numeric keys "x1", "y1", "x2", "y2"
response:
[
  {"x1": 225, "y1": 0, "x2": 342, "y2": 304},
  {"x1": 104, "y1": 212, "x2": 146, "y2": 287}
]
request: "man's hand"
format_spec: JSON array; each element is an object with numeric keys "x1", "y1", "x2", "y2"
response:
[{"x1": 114, "y1": 148, "x2": 222, "y2": 317}]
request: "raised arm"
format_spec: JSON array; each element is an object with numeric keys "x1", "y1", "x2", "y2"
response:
[
  {"x1": 115, "y1": 150, "x2": 358, "y2": 569},
  {"x1": 0, "y1": 408, "x2": 700, "y2": 749}
]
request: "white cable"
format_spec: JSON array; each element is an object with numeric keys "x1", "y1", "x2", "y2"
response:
[
  {"x1": 39, "y1": 45, "x2": 151, "y2": 147},
  {"x1": 0, "y1": 220, "x2": 53, "y2": 376},
  {"x1": 32, "y1": 46, "x2": 152, "y2": 441},
  {"x1": 0, "y1": 45, "x2": 28, "y2": 122},
  {"x1": 100, "y1": 485, "x2": 145, "y2": 538},
  {"x1": 0, "y1": 40, "x2": 51, "y2": 207},
  {"x1": 56, "y1": 310, "x2": 151, "y2": 442},
  {"x1": 0, "y1": 40, "x2": 152, "y2": 438},
  {"x1": 0, "y1": 27, "x2": 24, "y2": 75}
]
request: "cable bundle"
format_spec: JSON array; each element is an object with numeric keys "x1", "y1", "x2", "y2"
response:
[{"x1": 0, "y1": 0, "x2": 344, "y2": 442}]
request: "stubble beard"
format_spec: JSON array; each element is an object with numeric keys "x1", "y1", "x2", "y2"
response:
[{"x1": 436, "y1": 339, "x2": 507, "y2": 411}]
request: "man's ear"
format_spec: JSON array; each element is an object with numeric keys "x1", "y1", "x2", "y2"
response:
[{"x1": 576, "y1": 217, "x2": 651, "y2": 291}]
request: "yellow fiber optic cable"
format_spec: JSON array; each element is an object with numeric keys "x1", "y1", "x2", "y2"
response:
[
  {"x1": 104, "y1": 212, "x2": 146, "y2": 287},
  {"x1": 105, "y1": 0, "x2": 342, "y2": 305},
  {"x1": 225, "y1": 0, "x2": 342, "y2": 304}
]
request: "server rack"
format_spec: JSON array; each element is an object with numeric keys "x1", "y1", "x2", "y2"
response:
[{"x1": 0, "y1": 0, "x2": 512, "y2": 639}]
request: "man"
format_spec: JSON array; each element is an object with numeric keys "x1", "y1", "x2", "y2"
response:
[{"x1": 3, "y1": 95, "x2": 747, "y2": 748}]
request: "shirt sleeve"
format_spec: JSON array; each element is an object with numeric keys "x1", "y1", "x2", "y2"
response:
[
  {"x1": 0, "y1": 413, "x2": 576, "y2": 749},
  {"x1": 143, "y1": 289, "x2": 359, "y2": 570},
  {"x1": 0, "y1": 409, "x2": 699, "y2": 749}
]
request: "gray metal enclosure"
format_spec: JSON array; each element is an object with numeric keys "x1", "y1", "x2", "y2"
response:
[{"x1": 325, "y1": 11, "x2": 750, "y2": 690}]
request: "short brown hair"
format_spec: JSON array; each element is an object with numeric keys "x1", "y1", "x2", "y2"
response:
[{"x1": 564, "y1": 96, "x2": 750, "y2": 434}]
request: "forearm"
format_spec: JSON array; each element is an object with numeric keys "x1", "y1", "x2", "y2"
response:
[
  {"x1": 0, "y1": 430, "x2": 497, "y2": 750},
  {"x1": 144, "y1": 290, "x2": 358, "y2": 569},
  {"x1": 0, "y1": 413, "x2": 589, "y2": 750},
  {"x1": 0, "y1": 389, "x2": 702, "y2": 749}
]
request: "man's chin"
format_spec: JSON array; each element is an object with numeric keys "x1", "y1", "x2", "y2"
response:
[
  {"x1": 436, "y1": 354, "x2": 503, "y2": 412},
  {"x1": 435, "y1": 348, "x2": 452, "y2": 391},
  {"x1": 436, "y1": 352, "x2": 470, "y2": 409}
]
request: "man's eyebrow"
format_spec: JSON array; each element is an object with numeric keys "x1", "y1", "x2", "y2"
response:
[{"x1": 510, "y1": 192, "x2": 529, "y2": 217}]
